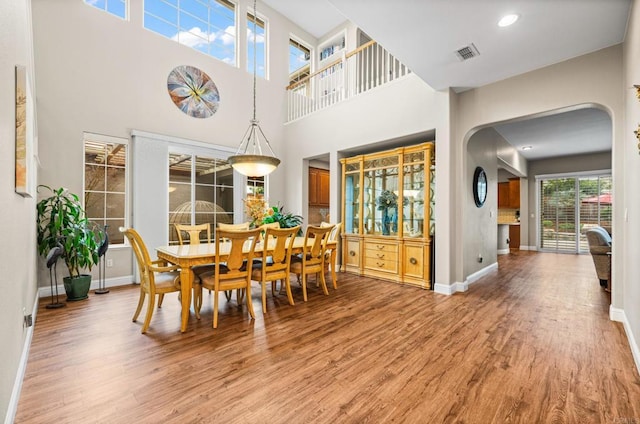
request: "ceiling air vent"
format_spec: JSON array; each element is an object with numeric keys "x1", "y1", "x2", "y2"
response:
[{"x1": 455, "y1": 43, "x2": 480, "y2": 61}]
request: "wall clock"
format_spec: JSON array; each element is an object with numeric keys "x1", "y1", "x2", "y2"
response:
[
  {"x1": 473, "y1": 166, "x2": 488, "y2": 207},
  {"x1": 167, "y1": 65, "x2": 219, "y2": 118}
]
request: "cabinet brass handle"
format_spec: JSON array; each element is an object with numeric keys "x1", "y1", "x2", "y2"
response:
[
  {"x1": 377, "y1": 245, "x2": 385, "y2": 250},
  {"x1": 377, "y1": 253, "x2": 385, "y2": 259},
  {"x1": 377, "y1": 261, "x2": 385, "y2": 267},
  {"x1": 409, "y1": 257, "x2": 418, "y2": 265},
  {"x1": 349, "y1": 250, "x2": 356, "y2": 256}
]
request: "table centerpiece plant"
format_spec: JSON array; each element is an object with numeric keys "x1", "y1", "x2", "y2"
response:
[
  {"x1": 244, "y1": 197, "x2": 303, "y2": 234},
  {"x1": 36, "y1": 185, "x2": 105, "y2": 301}
]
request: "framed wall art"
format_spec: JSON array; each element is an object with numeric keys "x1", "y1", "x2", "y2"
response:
[{"x1": 15, "y1": 65, "x2": 33, "y2": 197}]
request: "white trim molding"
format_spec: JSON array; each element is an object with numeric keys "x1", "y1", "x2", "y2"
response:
[
  {"x1": 5, "y1": 295, "x2": 39, "y2": 424},
  {"x1": 38, "y1": 275, "x2": 134, "y2": 298},
  {"x1": 610, "y1": 305, "x2": 640, "y2": 376},
  {"x1": 519, "y1": 245, "x2": 537, "y2": 251},
  {"x1": 497, "y1": 248, "x2": 510, "y2": 255},
  {"x1": 433, "y1": 282, "x2": 457, "y2": 295}
]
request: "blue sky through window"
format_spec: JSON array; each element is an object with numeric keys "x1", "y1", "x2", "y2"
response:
[
  {"x1": 289, "y1": 40, "x2": 310, "y2": 75},
  {"x1": 247, "y1": 13, "x2": 266, "y2": 78},
  {"x1": 85, "y1": 0, "x2": 126, "y2": 19},
  {"x1": 144, "y1": 0, "x2": 237, "y2": 65}
]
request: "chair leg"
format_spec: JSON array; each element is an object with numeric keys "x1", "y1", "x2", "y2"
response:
[
  {"x1": 262, "y1": 281, "x2": 267, "y2": 312},
  {"x1": 331, "y1": 252, "x2": 338, "y2": 289},
  {"x1": 302, "y1": 273, "x2": 308, "y2": 302},
  {"x1": 246, "y1": 283, "x2": 256, "y2": 320},
  {"x1": 224, "y1": 290, "x2": 232, "y2": 301},
  {"x1": 194, "y1": 285, "x2": 203, "y2": 320},
  {"x1": 141, "y1": 293, "x2": 156, "y2": 334},
  {"x1": 237, "y1": 288, "x2": 245, "y2": 305},
  {"x1": 132, "y1": 290, "x2": 145, "y2": 322},
  {"x1": 284, "y1": 275, "x2": 295, "y2": 306},
  {"x1": 213, "y1": 290, "x2": 220, "y2": 329},
  {"x1": 319, "y1": 270, "x2": 329, "y2": 296},
  {"x1": 158, "y1": 293, "x2": 165, "y2": 307}
]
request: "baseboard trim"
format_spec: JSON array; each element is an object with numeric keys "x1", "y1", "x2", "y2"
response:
[
  {"x1": 610, "y1": 305, "x2": 640, "y2": 377},
  {"x1": 497, "y1": 248, "x2": 510, "y2": 255},
  {"x1": 38, "y1": 275, "x2": 134, "y2": 298},
  {"x1": 433, "y1": 283, "x2": 456, "y2": 295},
  {"x1": 519, "y1": 245, "x2": 537, "y2": 251},
  {"x1": 5, "y1": 295, "x2": 39, "y2": 424},
  {"x1": 466, "y1": 262, "x2": 498, "y2": 285}
]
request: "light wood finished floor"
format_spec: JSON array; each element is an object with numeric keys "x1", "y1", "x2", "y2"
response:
[{"x1": 15, "y1": 252, "x2": 640, "y2": 423}]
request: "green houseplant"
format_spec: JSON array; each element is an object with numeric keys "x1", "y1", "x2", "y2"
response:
[{"x1": 36, "y1": 185, "x2": 104, "y2": 301}]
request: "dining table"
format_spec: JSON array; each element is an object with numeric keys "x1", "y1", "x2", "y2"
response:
[{"x1": 156, "y1": 236, "x2": 337, "y2": 332}]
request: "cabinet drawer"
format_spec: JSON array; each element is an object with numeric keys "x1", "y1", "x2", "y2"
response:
[
  {"x1": 345, "y1": 240, "x2": 360, "y2": 266},
  {"x1": 364, "y1": 256, "x2": 398, "y2": 273},
  {"x1": 364, "y1": 248, "x2": 398, "y2": 261},
  {"x1": 404, "y1": 245, "x2": 424, "y2": 279},
  {"x1": 364, "y1": 241, "x2": 398, "y2": 254}
]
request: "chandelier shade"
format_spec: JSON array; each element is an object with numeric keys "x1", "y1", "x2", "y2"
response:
[{"x1": 228, "y1": 0, "x2": 279, "y2": 177}]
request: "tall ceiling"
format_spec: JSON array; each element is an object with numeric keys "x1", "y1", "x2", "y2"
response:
[{"x1": 263, "y1": 0, "x2": 630, "y2": 160}]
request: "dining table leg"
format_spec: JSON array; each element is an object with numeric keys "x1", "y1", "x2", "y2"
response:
[{"x1": 180, "y1": 265, "x2": 193, "y2": 332}]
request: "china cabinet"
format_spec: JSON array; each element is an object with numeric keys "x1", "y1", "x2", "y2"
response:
[{"x1": 340, "y1": 142, "x2": 435, "y2": 289}]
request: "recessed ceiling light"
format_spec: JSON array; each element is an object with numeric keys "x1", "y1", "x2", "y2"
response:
[
  {"x1": 521, "y1": 145, "x2": 533, "y2": 151},
  {"x1": 498, "y1": 14, "x2": 519, "y2": 27}
]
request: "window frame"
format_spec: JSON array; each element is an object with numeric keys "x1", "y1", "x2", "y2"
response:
[
  {"x1": 143, "y1": 0, "x2": 238, "y2": 66},
  {"x1": 83, "y1": 132, "x2": 129, "y2": 247},
  {"x1": 83, "y1": 0, "x2": 128, "y2": 20},
  {"x1": 247, "y1": 10, "x2": 268, "y2": 79}
]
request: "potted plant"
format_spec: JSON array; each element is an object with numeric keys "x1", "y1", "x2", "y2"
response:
[{"x1": 36, "y1": 185, "x2": 104, "y2": 301}]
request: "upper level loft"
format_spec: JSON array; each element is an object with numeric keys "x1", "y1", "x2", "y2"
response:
[{"x1": 286, "y1": 31, "x2": 412, "y2": 123}]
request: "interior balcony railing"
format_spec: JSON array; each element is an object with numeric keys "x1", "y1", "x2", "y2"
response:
[{"x1": 286, "y1": 41, "x2": 412, "y2": 122}]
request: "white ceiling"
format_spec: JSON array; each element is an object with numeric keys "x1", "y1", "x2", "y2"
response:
[
  {"x1": 493, "y1": 108, "x2": 612, "y2": 160},
  {"x1": 263, "y1": 0, "x2": 628, "y2": 160}
]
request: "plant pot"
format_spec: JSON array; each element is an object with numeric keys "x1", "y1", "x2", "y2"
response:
[{"x1": 63, "y1": 274, "x2": 92, "y2": 301}]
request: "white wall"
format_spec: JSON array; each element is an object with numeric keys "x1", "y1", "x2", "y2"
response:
[
  {"x1": 622, "y1": 0, "x2": 640, "y2": 370},
  {"x1": 456, "y1": 45, "x2": 624, "y2": 306},
  {"x1": 31, "y1": 0, "x2": 316, "y2": 287},
  {"x1": 282, "y1": 74, "x2": 454, "y2": 287},
  {"x1": 0, "y1": 1, "x2": 38, "y2": 421},
  {"x1": 464, "y1": 128, "x2": 498, "y2": 280}
]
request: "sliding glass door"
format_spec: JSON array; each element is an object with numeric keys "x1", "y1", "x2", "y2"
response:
[{"x1": 538, "y1": 173, "x2": 611, "y2": 253}]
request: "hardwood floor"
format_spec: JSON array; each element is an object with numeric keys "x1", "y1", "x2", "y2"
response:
[{"x1": 15, "y1": 252, "x2": 640, "y2": 423}]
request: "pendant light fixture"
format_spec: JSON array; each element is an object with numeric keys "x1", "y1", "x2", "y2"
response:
[{"x1": 227, "y1": 0, "x2": 280, "y2": 177}]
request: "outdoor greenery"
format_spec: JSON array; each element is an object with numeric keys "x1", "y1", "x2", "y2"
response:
[{"x1": 36, "y1": 185, "x2": 104, "y2": 278}]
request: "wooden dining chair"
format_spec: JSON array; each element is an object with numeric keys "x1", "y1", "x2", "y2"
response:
[
  {"x1": 321, "y1": 221, "x2": 342, "y2": 289},
  {"x1": 217, "y1": 222, "x2": 250, "y2": 231},
  {"x1": 251, "y1": 225, "x2": 300, "y2": 311},
  {"x1": 174, "y1": 223, "x2": 214, "y2": 310},
  {"x1": 120, "y1": 227, "x2": 181, "y2": 334},
  {"x1": 175, "y1": 223, "x2": 211, "y2": 245},
  {"x1": 290, "y1": 225, "x2": 333, "y2": 302},
  {"x1": 196, "y1": 228, "x2": 261, "y2": 328}
]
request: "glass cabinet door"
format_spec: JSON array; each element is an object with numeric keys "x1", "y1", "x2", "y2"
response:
[
  {"x1": 364, "y1": 155, "x2": 399, "y2": 236},
  {"x1": 403, "y1": 150, "x2": 425, "y2": 238},
  {"x1": 344, "y1": 168, "x2": 360, "y2": 234}
]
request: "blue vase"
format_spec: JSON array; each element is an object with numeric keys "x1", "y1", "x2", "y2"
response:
[{"x1": 382, "y1": 208, "x2": 390, "y2": 235}]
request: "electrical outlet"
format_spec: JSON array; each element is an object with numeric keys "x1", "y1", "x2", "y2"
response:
[{"x1": 106, "y1": 259, "x2": 114, "y2": 267}]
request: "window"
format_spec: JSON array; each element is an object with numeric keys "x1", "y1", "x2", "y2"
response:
[
  {"x1": 538, "y1": 173, "x2": 612, "y2": 253},
  {"x1": 246, "y1": 175, "x2": 264, "y2": 197},
  {"x1": 247, "y1": 12, "x2": 266, "y2": 78},
  {"x1": 144, "y1": 0, "x2": 236, "y2": 65},
  {"x1": 168, "y1": 154, "x2": 234, "y2": 244},
  {"x1": 84, "y1": 0, "x2": 127, "y2": 19},
  {"x1": 289, "y1": 37, "x2": 310, "y2": 86},
  {"x1": 84, "y1": 134, "x2": 128, "y2": 245}
]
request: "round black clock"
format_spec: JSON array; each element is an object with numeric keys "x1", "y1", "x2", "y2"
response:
[{"x1": 473, "y1": 166, "x2": 488, "y2": 207}]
